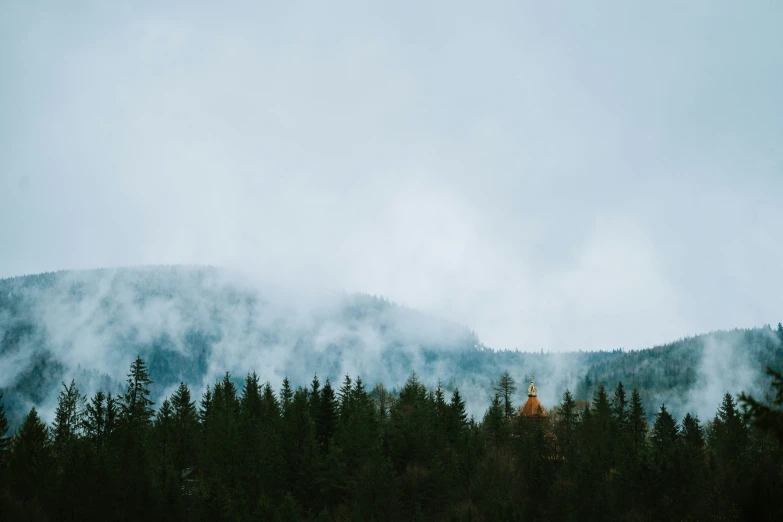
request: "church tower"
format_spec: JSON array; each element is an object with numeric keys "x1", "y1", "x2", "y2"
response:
[{"x1": 518, "y1": 374, "x2": 547, "y2": 417}]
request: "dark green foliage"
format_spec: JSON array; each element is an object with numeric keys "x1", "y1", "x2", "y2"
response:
[
  {"x1": 710, "y1": 392, "x2": 747, "y2": 460},
  {"x1": 482, "y1": 394, "x2": 505, "y2": 447},
  {"x1": 170, "y1": 382, "x2": 199, "y2": 471},
  {"x1": 554, "y1": 389, "x2": 578, "y2": 463},
  {"x1": 611, "y1": 381, "x2": 627, "y2": 431},
  {"x1": 628, "y1": 387, "x2": 647, "y2": 457},
  {"x1": 682, "y1": 413, "x2": 704, "y2": 448},
  {"x1": 0, "y1": 392, "x2": 9, "y2": 462},
  {"x1": 316, "y1": 378, "x2": 338, "y2": 453},
  {"x1": 8, "y1": 407, "x2": 54, "y2": 507},
  {"x1": 651, "y1": 404, "x2": 679, "y2": 450},
  {"x1": 52, "y1": 380, "x2": 84, "y2": 447},
  {"x1": 2, "y1": 359, "x2": 783, "y2": 521},
  {"x1": 492, "y1": 371, "x2": 517, "y2": 419},
  {"x1": 123, "y1": 355, "x2": 155, "y2": 429},
  {"x1": 740, "y1": 366, "x2": 783, "y2": 443}
]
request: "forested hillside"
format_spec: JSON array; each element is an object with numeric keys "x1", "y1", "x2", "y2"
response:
[
  {"x1": 1, "y1": 267, "x2": 782, "y2": 430},
  {"x1": 1, "y1": 355, "x2": 782, "y2": 521}
]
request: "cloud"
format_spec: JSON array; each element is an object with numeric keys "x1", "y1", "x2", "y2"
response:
[{"x1": 0, "y1": 1, "x2": 781, "y2": 353}]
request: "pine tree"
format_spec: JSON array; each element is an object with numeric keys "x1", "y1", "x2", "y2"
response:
[
  {"x1": 338, "y1": 375, "x2": 353, "y2": 414},
  {"x1": 739, "y1": 366, "x2": 783, "y2": 443},
  {"x1": 651, "y1": 404, "x2": 679, "y2": 450},
  {"x1": 105, "y1": 392, "x2": 118, "y2": 440},
  {"x1": 84, "y1": 391, "x2": 107, "y2": 446},
  {"x1": 52, "y1": 380, "x2": 84, "y2": 447},
  {"x1": 371, "y1": 382, "x2": 391, "y2": 421},
  {"x1": 433, "y1": 381, "x2": 449, "y2": 446},
  {"x1": 154, "y1": 399, "x2": 175, "y2": 462},
  {"x1": 261, "y1": 382, "x2": 281, "y2": 419},
  {"x1": 118, "y1": 357, "x2": 156, "y2": 520},
  {"x1": 310, "y1": 374, "x2": 322, "y2": 422},
  {"x1": 317, "y1": 378, "x2": 338, "y2": 453},
  {"x1": 611, "y1": 382, "x2": 628, "y2": 432},
  {"x1": 281, "y1": 376, "x2": 293, "y2": 414},
  {"x1": 0, "y1": 392, "x2": 9, "y2": 462},
  {"x1": 153, "y1": 398, "x2": 180, "y2": 515},
  {"x1": 282, "y1": 387, "x2": 320, "y2": 507},
  {"x1": 171, "y1": 382, "x2": 199, "y2": 471},
  {"x1": 448, "y1": 388, "x2": 468, "y2": 444},
  {"x1": 493, "y1": 371, "x2": 518, "y2": 419},
  {"x1": 590, "y1": 383, "x2": 614, "y2": 468},
  {"x1": 628, "y1": 388, "x2": 648, "y2": 457},
  {"x1": 650, "y1": 404, "x2": 681, "y2": 519},
  {"x1": 122, "y1": 355, "x2": 155, "y2": 429},
  {"x1": 710, "y1": 392, "x2": 746, "y2": 460},
  {"x1": 681, "y1": 413, "x2": 704, "y2": 449},
  {"x1": 482, "y1": 394, "x2": 506, "y2": 447},
  {"x1": 555, "y1": 389, "x2": 578, "y2": 462},
  {"x1": 9, "y1": 407, "x2": 55, "y2": 505},
  {"x1": 199, "y1": 384, "x2": 212, "y2": 429}
]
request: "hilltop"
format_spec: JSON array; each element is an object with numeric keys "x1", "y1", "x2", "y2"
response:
[{"x1": 1, "y1": 266, "x2": 781, "y2": 427}]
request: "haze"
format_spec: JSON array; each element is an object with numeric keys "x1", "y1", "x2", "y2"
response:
[{"x1": 2, "y1": 1, "x2": 782, "y2": 352}]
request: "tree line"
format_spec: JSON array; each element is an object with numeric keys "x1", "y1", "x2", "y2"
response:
[{"x1": 1, "y1": 357, "x2": 782, "y2": 521}]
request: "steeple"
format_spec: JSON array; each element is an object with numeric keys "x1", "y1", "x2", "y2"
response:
[
  {"x1": 527, "y1": 373, "x2": 537, "y2": 397},
  {"x1": 518, "y1": 373, "x2": 547, "y2": 418}
]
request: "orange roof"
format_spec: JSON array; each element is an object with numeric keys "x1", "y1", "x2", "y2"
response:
[{"x1": 518, "y1": 396, "x2": 547, "y2": 417}]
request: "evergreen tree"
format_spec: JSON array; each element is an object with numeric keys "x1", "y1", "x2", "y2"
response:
[
  {"x1": 555, "y1": 389, "x2": 578, "y2": 462},
  {"x1": 280, "y1": 376, "x2": 293, "y2": 414},
  {"x1": 493, "y1": 371, "x2": 518, "y2": 419},
  {"x1": 372, "y1": 382, "x2": 392, "y2": 421},
  {"x1": 611, "y1": 382, "x2": 628, "y2": 432},
  {"x1": 262, "y1": 381, "x2": 281, "y2": 419},
  {"x1": 739, "y1": 366, "x2": 783, "y2": 443},
  {"x1": 152, "y1": 398, "x2": 176, "y2": 496},
  {"x1": 310, "y1": 374, "x2": 322, "y2": 422},
  {"x1": 650, "y1": 404, "x2": 680, "y2": 519},
  {"x1": 49, "y1": 379, "x2": 89, "y2": 521},
  {"x1": 482, "y1": 394, "x2": 505, "y2": 447},
  {"x1": 681, "y1": 413, "x2": 705, "y2": 449},
  {"x1": 199, "y1": 384, "x2": 212, "y2": 429},
  {"x1": 316, "y1": 378, "x2": 338, "y2": 453},
  {"x1": 710, "y1": 392, "x2": 747, "y2": 462},
  {"x1": 338, "y1": 375, "x2": 353, "y2": 413},
  {"x1": 83, "y1": 391, "x2": 107, "y2": 446},
  {"x1": 282, "y1": 387, "x2": 320, "y2": 508},
  {"x1": 680, "y1": 412, "x2": 707, "y2": 518},
  {"x1": 170, "y1": 382, "x2": 199, "y2": 471},
  {"x1": 104, "y1": 392, "x2": 119, "y2": 440},
  {"x1": 122, "y1": 355, "x2": 155, "y2": 429},
  {"x1": 117, "y1": 357, "x2": 156, "y2": 521},
  {"x1": 628, "y1": 388, "x2": 648, "y2": 457},
  {"x1": 52, "y1": 380, "x2": 84, "y2": 447},
  {"x1": 590, "y1": 383, "x2": 614, "y2": 468},
  {"x1": 447, "y1": 388, "x2": 468, "y2": 444},
  {"x1": 0, "y1": 392, "x2": 9, "y2": 462},
  {"x1": 9, "y1": 407, "x2": 55, "y2": 506},
  {"x1": 651, "y1": 404, "x2": 679, "y2": 450}
]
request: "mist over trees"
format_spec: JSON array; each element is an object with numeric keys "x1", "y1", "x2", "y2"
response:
[
  {"x1": 2, "y1": 268, "x2": 781, "y2": 432},
  {"x1": 1, "y1": 355, "x2": 782, "y2": 521}
]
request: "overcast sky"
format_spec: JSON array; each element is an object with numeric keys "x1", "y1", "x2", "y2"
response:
[{"x1": 2, "y1": 1, "x2": 782, "y2": 352}]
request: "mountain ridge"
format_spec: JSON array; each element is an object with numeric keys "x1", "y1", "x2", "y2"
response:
[{"x1": 1, "y1": 266, "x2": 781, "y2": 429}]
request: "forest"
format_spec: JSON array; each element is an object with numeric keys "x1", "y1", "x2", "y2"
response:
[
  {"x1": 4, "y1": 268, "x2": 783, "y2": 432},
  {"x1": 1, "y1": 354, "x2": 783, "y2": 521}
]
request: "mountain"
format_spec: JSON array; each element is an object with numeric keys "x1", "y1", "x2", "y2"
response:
[{"x1": 1, "y1": 266, "x2": 781, "y2": 428}]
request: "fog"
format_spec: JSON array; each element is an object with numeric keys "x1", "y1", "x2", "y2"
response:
[{"x1": 2, "y1": 1, "x2": 782, "y2": 355}]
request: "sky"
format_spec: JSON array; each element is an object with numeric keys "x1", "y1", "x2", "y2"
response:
[{"x1": 1, "y1": 1, "x2": 782, "y2": 352}]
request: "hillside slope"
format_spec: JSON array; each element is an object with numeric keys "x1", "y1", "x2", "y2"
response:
[{"x1": 1, "y1": 266, "x2": 781, "y2": 427}]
